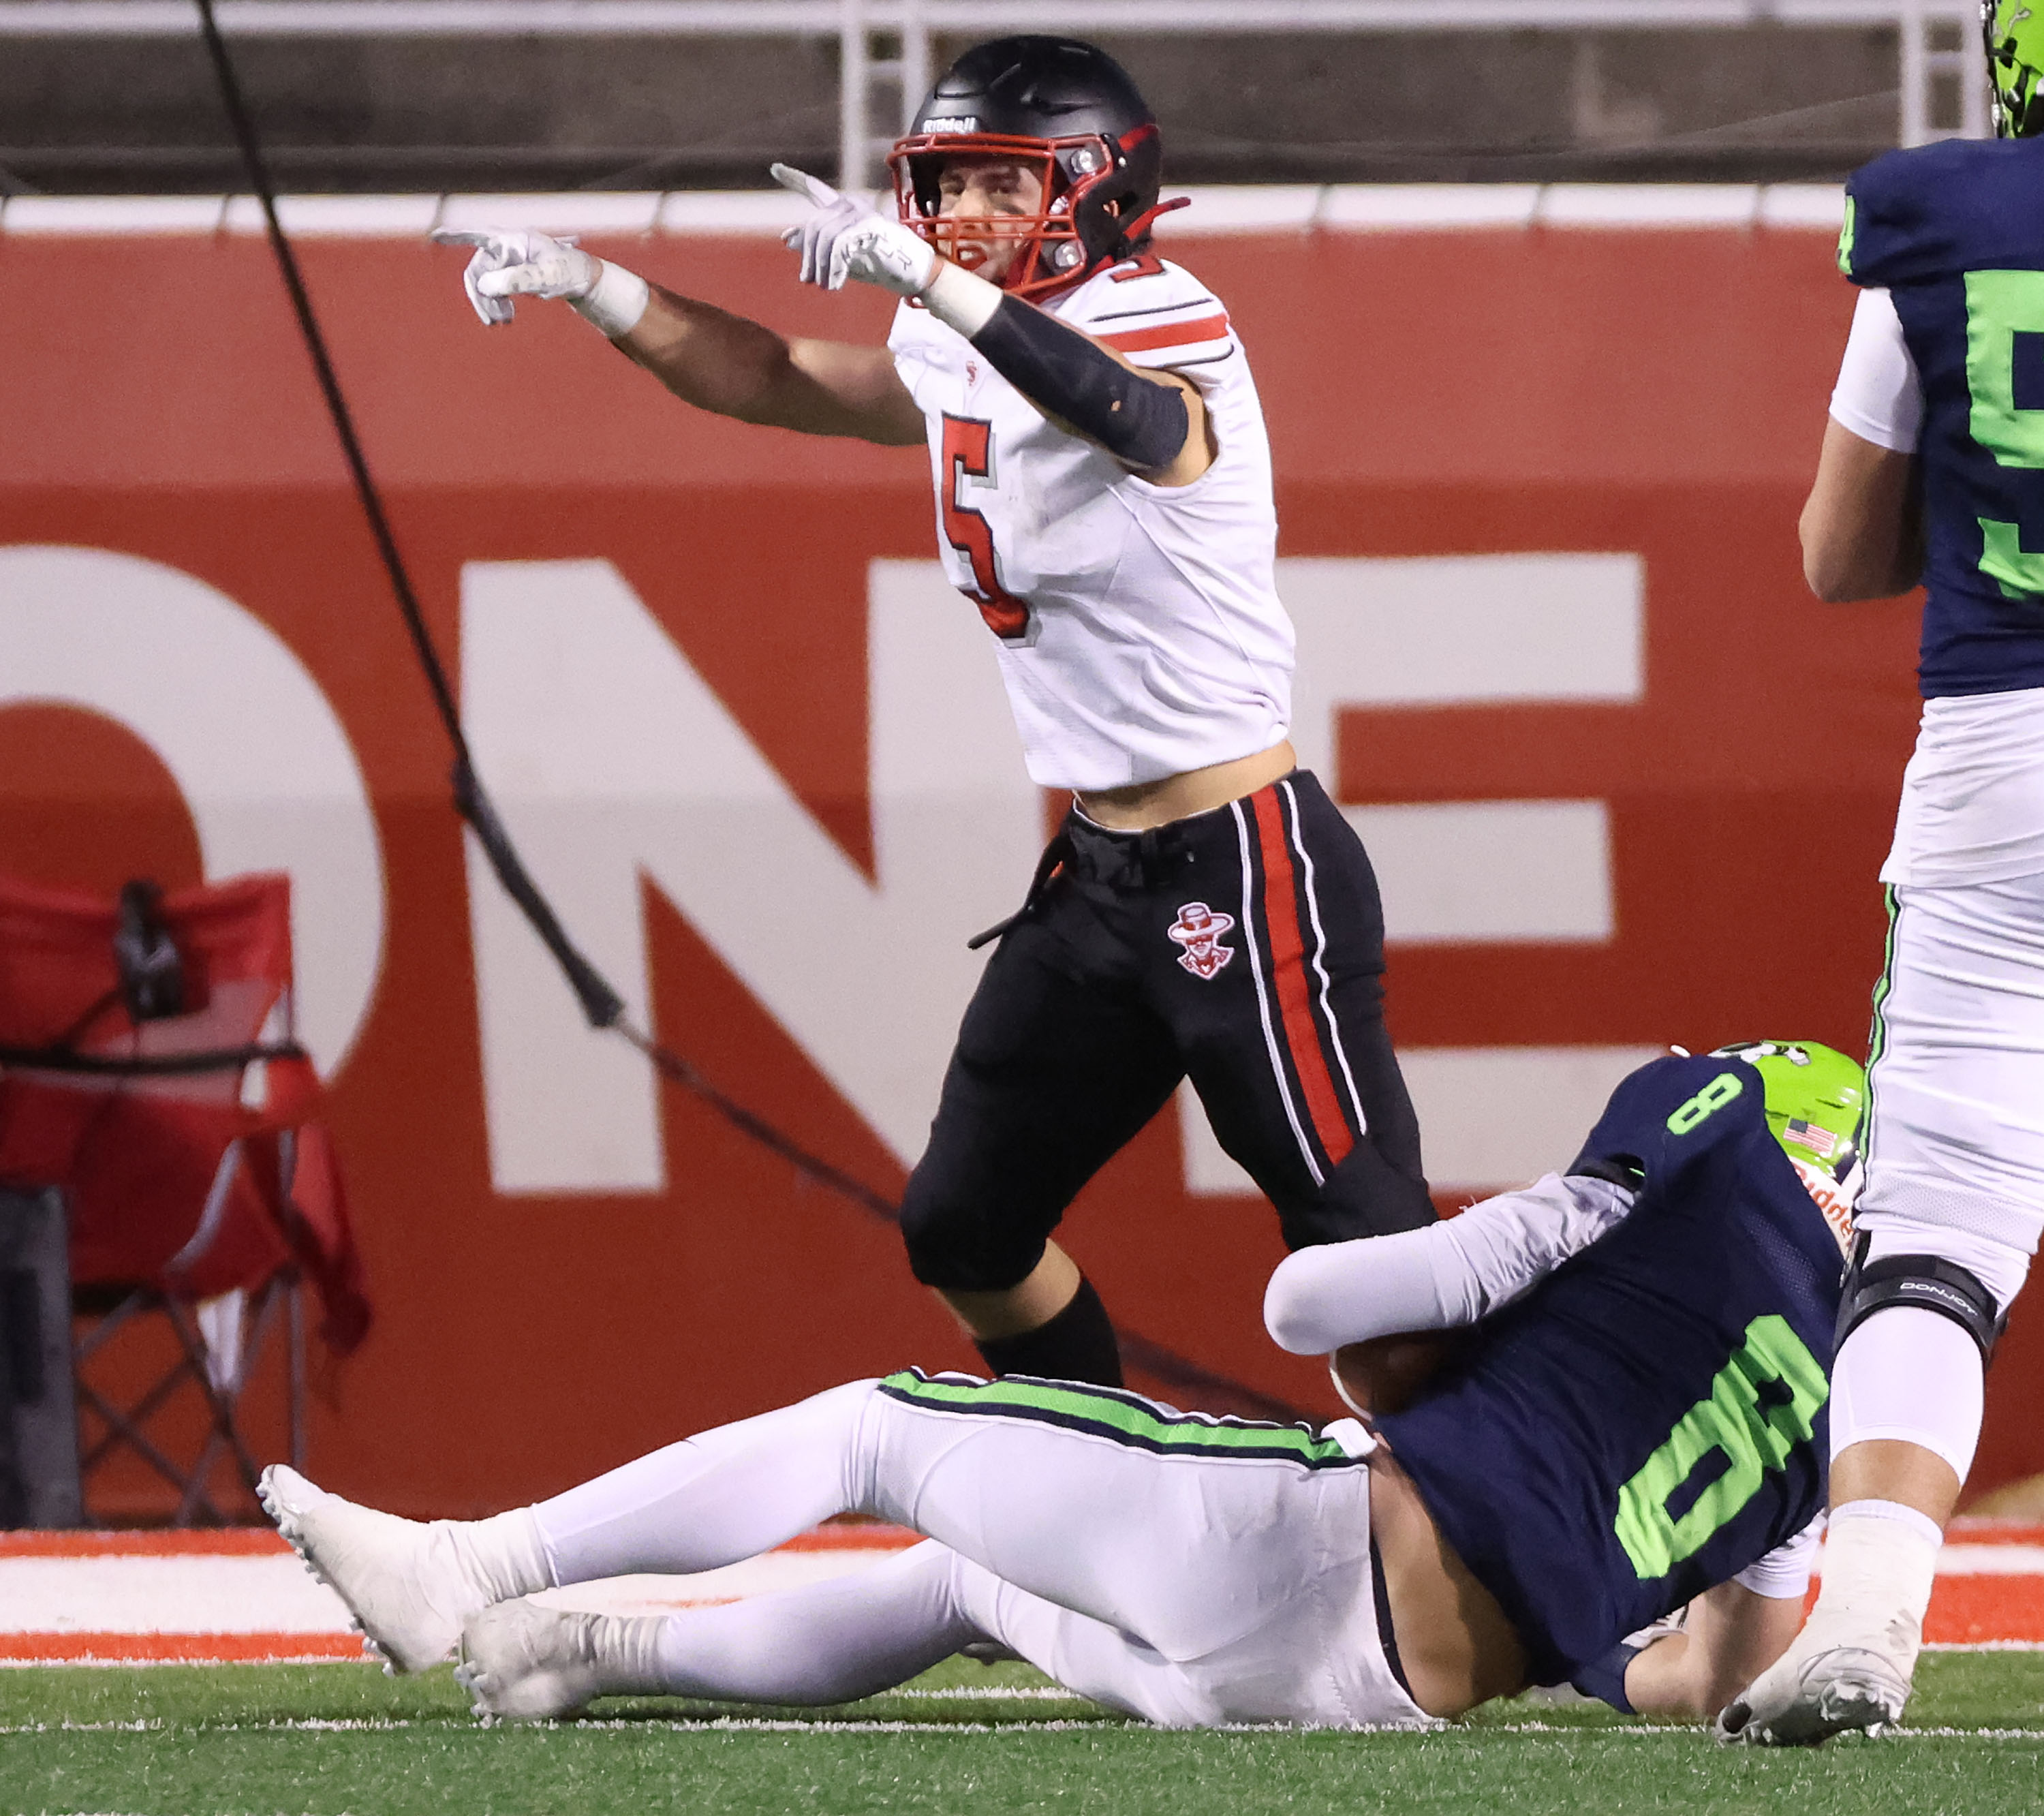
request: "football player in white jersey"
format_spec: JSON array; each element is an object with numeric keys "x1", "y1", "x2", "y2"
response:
[
  {"x1": 437, "y1": 37, "x2": 1436, "y2": 1387},
  {"x1": 1717, "y1": 7, "x2": 2044, "y2": 1745}
]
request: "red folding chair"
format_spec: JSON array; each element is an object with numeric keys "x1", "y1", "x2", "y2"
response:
[{"x1": 0, "y1": 870, "x2": 370, "y2": 1524}]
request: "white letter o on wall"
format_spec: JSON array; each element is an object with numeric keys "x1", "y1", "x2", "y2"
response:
[{"x1": 0, "y1": 545, "x2": 385, "y2": 1077}]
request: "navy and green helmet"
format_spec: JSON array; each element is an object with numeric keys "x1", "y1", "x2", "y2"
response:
[
  {"x1": 1710, "y1": 1041, "x2": 1868, "y2": 1182},
  {"x1": 1985, "y1": 1, "x2": 2044, "y2": 138}
]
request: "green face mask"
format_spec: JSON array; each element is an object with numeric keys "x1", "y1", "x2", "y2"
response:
[
  {"x1": 1986, "y1": 1, "x2": 2044, "y2": 138},
  {"x1": 1709, "y1": 1041, "x2": 1868, "y2": 1182}
]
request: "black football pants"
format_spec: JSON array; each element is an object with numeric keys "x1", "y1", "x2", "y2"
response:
[{"x1": 899, "y1": 770, "x2": 1434, "y2": 1293}]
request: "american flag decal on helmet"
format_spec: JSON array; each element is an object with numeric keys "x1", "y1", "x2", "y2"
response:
[{"x1": 1786, "y1": 1117, "x2": 1838, "y2": 1158}]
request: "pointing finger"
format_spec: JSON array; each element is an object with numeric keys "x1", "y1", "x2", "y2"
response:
[{"x1": 770, "y1": 161, "x2": 840, "y2": 208}]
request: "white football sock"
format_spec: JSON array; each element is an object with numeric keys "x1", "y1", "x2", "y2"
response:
[
  {"x1": 1799, "y1": 1498, "x2": 1942, "y2": 1674},
  {"x1": 583, "y1": 1612, "x2": 672, "y2": 1697},
  {"x1": 1831, "y1": 1308, "x2": 1984, "y2": 1483},
  {"x1": 444, "y1": 1506, "x2": 555, "y2": 1603}
]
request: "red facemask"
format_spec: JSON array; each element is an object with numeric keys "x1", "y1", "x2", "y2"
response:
[{"x1": 888, "y1": 125, "x2": 1179, "y2": 303}]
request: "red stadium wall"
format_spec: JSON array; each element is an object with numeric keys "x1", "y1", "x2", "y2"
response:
[{"x1": 2, "y1": 218, "x2": 2036, "y2": 1516}]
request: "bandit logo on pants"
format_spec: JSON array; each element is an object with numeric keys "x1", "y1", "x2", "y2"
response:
[{"x1": 1168, "y1": 902, "x2": 1237, "y2": 981}]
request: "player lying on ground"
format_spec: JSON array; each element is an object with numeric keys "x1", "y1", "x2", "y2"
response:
[
  {"x1": 1721, "y1": 1, "x2": 2044, "y2": 1748},
  {"x1": 429, "y1": 35, "x2": 1436, "y2": 1395},
  {"x1": 262, "y1": 1045, "x2": 1858, "y2": 1732}
]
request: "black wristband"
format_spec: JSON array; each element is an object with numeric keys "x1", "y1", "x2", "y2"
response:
[
  {"x1": 1568, "y1": 1636, "x2": 1648, "y2": 1714},
  {"x1": 971, "y1": 294, "x2": 1190, "y2": 472}
]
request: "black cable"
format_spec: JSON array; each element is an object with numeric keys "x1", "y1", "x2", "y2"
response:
[{"x1": 190, "y1": 1, "x2": 1310, "y2": 1426}]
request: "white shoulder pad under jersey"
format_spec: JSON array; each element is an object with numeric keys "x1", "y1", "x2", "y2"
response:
[{"x1": 887, "y1": 255, "x2": 1293, "y2": 795}]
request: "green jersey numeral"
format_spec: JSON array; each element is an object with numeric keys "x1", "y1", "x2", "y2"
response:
[
  {"x1": 1666, "y1": 1071, "x2": 1742, "y2": 1136},
  {"x1": 1613, "y1": 1314, "x2": 1828, "y2": 1581},
  {"x1": 1964, "y1": 269, "x2": 2044, "y2": 596}
]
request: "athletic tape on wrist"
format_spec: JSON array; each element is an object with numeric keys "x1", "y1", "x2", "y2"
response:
[
  {"x1": 920, "y1": 260, "x2": 1002, "y2": 338},
  {"x1": 571, "y1": 261, "x2": 651, "y2": 339}
]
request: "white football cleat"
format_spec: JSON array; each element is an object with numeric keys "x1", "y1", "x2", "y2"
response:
[
  {"x1": 1716, "y1": 1644, "x2": 1912, "y2": 1745},
  {"x1": 260, "y1": 1463, "x2": 494, "y2": 1675},
  {"x1": 456, "y1": 1600, "x2": 628, "y2": 1723}
]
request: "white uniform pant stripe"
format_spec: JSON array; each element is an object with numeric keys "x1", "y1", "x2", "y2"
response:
[
  {"x1": 1281, "y1": 777, "x2": 1368, "y2": 1137},
  {"x1": 1231, "y1": 797, "x2": 1322, "y2": 1187}
]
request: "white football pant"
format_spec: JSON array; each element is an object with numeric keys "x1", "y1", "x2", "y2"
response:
[{"x1": 525, "y1": 1377, "x2": 1424, "y2": 1728}]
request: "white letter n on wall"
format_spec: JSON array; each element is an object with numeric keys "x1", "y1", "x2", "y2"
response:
[{"x1": 461, "y1": 559, "x2": 1040, "y2": 1195}]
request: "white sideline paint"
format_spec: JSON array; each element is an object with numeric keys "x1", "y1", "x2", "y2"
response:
[
  {"x1": 0, "y1": 547, "x2": 387, "y2": 1077},
  {"x1": 0, "y1": 1554, "x2": 354, "y2": 1635},
  {"x1": 539, "y1": 1553, "x2": 909, "y2": 1618},
  {"x1": 0, "y1": 185, "x2": 1848, "y2": 238},
  {"x1": 4, "y1": 1539, "x2": 2035, "y2": 1646},
  {"x1": 0, "y1": 1541, "x2": 916, "y2": 1637}
]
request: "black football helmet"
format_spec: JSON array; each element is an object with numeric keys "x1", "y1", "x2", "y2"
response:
[{"x1": 888, "y1": 36, "x2": 1182, "y2": 301}]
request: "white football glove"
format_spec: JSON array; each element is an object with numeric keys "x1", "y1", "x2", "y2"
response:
[
  {"x1": 770, "y1": 164, "x2": 936, "y2": 297},
  {"x1": 431, "y1": 227, "x2": 602, "y2": 325}
]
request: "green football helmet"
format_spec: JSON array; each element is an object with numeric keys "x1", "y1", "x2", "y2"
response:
[
  {"x1": 1985, "y1": 1, "x2": 2044, "y2": 138},
  {"x1": 1709, "y1": 1040, "x2": 1868, "y2": 1182}
]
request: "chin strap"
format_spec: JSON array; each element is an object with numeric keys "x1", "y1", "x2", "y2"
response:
[{"x1": 1112, "y1": 196, "x2": 1192, "y2": 260}]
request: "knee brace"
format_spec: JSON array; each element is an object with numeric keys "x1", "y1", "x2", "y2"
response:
[{"x1": 1836, "y1": 1235, "x2": 2009, "y2": 1364}]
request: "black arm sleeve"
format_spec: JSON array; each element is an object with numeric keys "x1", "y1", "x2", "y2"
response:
[{"x1": 970, "y1": 294, "x2": 1191, "y2": 472}]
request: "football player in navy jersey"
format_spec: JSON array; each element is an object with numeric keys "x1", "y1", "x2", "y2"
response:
[
  {"x1": 1722, "y1": 4, "x2": 2044, "y2": 1746},
  {"x1": 431, "y1": 36, "x2": 1434, "y2": 1391},
  {"x1": 256, "y1": 1043, "x2": 1859, "y2": 1733}
]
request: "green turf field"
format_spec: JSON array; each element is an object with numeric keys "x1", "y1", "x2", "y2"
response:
[{"x1": 3, "y1": 1650, "x2": 2041, "y2": 1816}]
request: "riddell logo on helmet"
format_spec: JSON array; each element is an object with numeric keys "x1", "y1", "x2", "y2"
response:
[
  {"x1": 1790, "y1": 1156, "x2": 1857, "y2": 1260},
  {"x1": 923, "y1": 117, "x2": 979, "y2": 134}
]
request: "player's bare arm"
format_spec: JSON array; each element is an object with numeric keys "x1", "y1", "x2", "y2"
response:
[
  {"x1": 1799, "y1": 418, "x2": 1923, "y2": 602},
  {"x1": 617, "y1": 287, "x2": 925, "y2": 444},
  {"x1": 429, "y1": 226, "x2": 923, "y2": 445}
]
